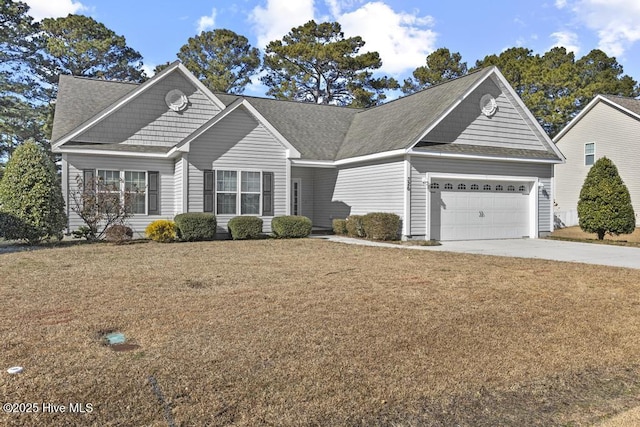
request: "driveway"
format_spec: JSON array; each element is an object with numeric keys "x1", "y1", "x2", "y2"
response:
[{"x1": 319, "y1": 236, "x2": 640, "y2": 269}]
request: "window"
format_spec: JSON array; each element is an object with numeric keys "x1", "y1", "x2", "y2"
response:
[
  {"x1": 430, "y1": 182, "x2": 439, "y2": 190},
  {"x1": 470, "y1": 184, "x2": 479, "y2": 190},
  {"x1": 125, "y1": 171, "x2": 146, "y2": 214},
  {"x1": 444, "y1": 183, "x2": 453, "y2": 190},
  {"x1": 585, "y1": 143, "x2": 595, "y2": 166},
  {"x1": 507, "y1": 185, "x2": 515, "y2": 192},
  {"x1": 495, "y1": 184, "x2": 504, "y2": 191},
  {"x1": 483, "y1": 184, "x2": 492, "y2": 191},
  {"x1": 519, "y1": 185, "x2": 527, "y2": 192},
  {"x1": 241, "y1": 171, "x2": 261, "y2": 214},
  {"x1": 457, "y1": 183, "x2": 466, "y2": 190},
  {"x1": 216, "y1": 171, "x2": 237, "y2": 215},
  {"x1": 216, "y1": 170, "x2": 263, "y2": 215},
  {"x1": 96, "y1": 170, "x2": 149, "y2": 214}
]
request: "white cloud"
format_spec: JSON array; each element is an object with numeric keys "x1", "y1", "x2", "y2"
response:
[
  {"x1": 249, "y1": 0, "x2": 315, "y2": 49},
  {"x1": 558, "y1": 0, "x2": 640, "y2": 57},
  {"x1": 141, "y1": 63, "x2": 156, "y2": 79},
  {"x1": 24, "y1": 0, "x2": 86, "y2": 21},
  {"x1": 550, "y1": 30, "x2": 581, "y2": 55},
  {"x1": 196, "y1": 8, "x2": 217, "y2": 34},
  {"x1": 336, "y1": 2, "x2": 437, "y2": 75},
  {"x1": 555, "y1": 0, "x2": 567, "y2": 9}
]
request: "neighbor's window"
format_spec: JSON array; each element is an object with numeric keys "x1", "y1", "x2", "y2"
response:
[{"x1": 585, "y1": 143, "x2": 595, "y2": 166}]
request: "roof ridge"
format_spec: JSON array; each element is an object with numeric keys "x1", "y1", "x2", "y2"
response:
[
  {"x1": 212, "y1": 91, "x2": 366, "y2": 111},
  {"x1": 61, "y1": 74, "x2": 142, "y2": 86}
]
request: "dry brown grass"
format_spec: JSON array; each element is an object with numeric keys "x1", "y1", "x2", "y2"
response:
[
  {"x1": 551, "y1": 226, "x2": 640, "y2": 246},
  {"x1": 2, "y1": 239, "x2": 640, "y2": 426}
]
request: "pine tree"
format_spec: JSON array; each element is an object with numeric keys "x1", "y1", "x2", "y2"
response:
[
  {"x1": 577, "y1": 157, "x2": 635, "y2": 240},
  {"x1": 0, "y1": 141, "x2": 66, "y2": 243}
]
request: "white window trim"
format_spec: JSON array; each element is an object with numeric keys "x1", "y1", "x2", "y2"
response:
[
  {"x1": 215, "y1": 169, "x2": 263, "y2": 216},
  {"x1": 584, "y1": 142, "x2": 596, "y2": 166},
  {"x1": 96, "y1": 169, "x2": 148, "y2": 216}
]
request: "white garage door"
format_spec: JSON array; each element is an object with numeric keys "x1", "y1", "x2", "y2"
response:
[{"x1": 430, "y1": 180, "x2": 530, "y2": 241}]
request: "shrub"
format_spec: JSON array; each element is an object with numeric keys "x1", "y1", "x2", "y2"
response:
[
  {"x1": 345, "y1": 215, "x2": 365, "y2": 238},
  {"x1": 105, "y1": 224, "x2": 133, "y2": 243},
  {"x1": 332, "y1": 218, "x2": 347, "y2": 235},
  {"x1": 145, "y1": 219, "x2": 177, "y2": 243},
  {"x1": 362, "y1": 212, "x2": 401, "y2": 241},
  {"x1": 0, "y1": 141, "x2": 66, "y2": 244},
  {"x1": 228, "y1": 216, "x2": 263, "y2": 240},
  {"x1": 272, "y1": 215, "x2": 312, "y2": 238},
  {"x1": 578, "y1": 157, "x2": 635, "y2": 240},
  {"x1": 174, "y1": 213, "x2": 217, "y2": 241}
]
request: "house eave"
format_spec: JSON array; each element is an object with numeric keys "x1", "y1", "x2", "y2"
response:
[
  {"x1": 407, "y1": 149, "x2": 564, "y2": 164},
  {"x1": 53, "y1": 147, "x2": 174, "y2": 159}
]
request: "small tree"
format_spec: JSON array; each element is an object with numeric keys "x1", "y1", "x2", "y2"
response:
[
  {"x1": 577, "y1": 157, "x2": 635, "y2": 240},
  {"x1": 68, "y1": 174, "x2": 135, "y2": 241},
  {"x1": 0, "y1": 141, "x2": 66, "y2": 244}
]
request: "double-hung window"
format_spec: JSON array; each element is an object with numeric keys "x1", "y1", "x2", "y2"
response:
[
  {"x1": 96, "y1": 170, "x2": 148, "y2": 215},
  {"x1": 216, "y1": 170, "x2": 262, "y2": 215},
  {"x1": 585, "y1": 143, "x2": 595, "y2": 166}
]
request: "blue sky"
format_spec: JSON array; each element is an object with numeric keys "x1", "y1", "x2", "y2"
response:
[{"x1": 23, "y1": 0, "x2": 640, "y2": 98}]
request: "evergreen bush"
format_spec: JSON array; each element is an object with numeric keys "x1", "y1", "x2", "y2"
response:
[
  {"x1": 577, "y1": 157, "x2": 635, "y2": 240},
  {"x1": 228, "y1": 216, "x2": 263, "y2": 240},
  {"x1": 362, "y1": 212, "x2": 401, "y2": 241},
  {"x1": 345, "y1": 215, "x2": 365, "y2": 237},
  {"x1": 0, "y1": 142, "x2": 66, "y2": 244},
  {"x1": 272, "y1": 215, "x2": 312, "y2": 238},
  {"x1": 174, "y1": 213, "x2": 217, "y2": 241},
  {"x1": 332, "y1": 218, "x2": 347, "y2": 235},
  {"x1": 145, "y1": 219, "x2": 177, "y2": 243}
]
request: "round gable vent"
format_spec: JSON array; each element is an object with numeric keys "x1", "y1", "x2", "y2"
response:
[
  {"x1": 165, "y1": 89, "x2": 188, "y2": 112},
  {"x1": 480, "y1": 94, "x2": 497, "y2": 117}
]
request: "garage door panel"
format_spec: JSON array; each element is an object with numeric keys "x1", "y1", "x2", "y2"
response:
[{"x1": 431, "y1": 180, "x2": 530, "y2": 241}]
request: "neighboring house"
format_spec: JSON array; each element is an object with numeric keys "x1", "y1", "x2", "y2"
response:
[
  {"x1": 51, "y1": 62, "x2": 564, "y2": 241},
  {"x1": 554, "y1": 95, "x2": 640, "y2": 227}
]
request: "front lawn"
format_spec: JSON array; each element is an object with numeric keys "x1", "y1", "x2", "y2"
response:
[
  {"x1": 2, "y1": 239, "x2": 640, "y2": 426},
  {"x1": 550, "y1": 226, "x2": 640, "y2": 247}
]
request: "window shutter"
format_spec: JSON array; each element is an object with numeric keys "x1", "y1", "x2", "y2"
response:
[
  {"x1": 262, "y1": 172, "x2": 274, "y2": 216},
  {"x1": 148, "y1": 171, "x2": 159, "y2": 215},
  {"x1": 204, "y1": 170, "x2": 215, "y2": 213}
]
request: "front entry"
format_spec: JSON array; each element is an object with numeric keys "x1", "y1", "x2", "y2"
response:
[{"x1": 430, "y1": 179, "x2": 531, "y2": 240}]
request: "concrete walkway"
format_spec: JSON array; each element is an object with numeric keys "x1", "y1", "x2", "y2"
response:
[{"x1": 314, "y1": 235, "x2": 640, "y2": 269}]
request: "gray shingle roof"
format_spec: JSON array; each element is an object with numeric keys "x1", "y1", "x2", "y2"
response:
[
  {"x1": 601, "y1": 95, "x2": 640, "y2": 117},
  {"x1": 53, "y1": 66, "x2": 560, "y2": 163},
  {"x1": 336, "y1": 68, "x2": 493, "y2": 160},
  {"x1": 51, "y1": 75, "x2": 139, "y2": 142}
]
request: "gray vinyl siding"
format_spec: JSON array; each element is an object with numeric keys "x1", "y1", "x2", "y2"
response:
[
  {"x1": 76, "y1": 72, "x2": 221, "y2": 147},
  {"x1": 64, "y1": 154, "x2": 175, "y2": 236},
  {"x1": 410, "y1": 157, "x2": 553, "y2": 237},
  {"x1": 555, "y1": 101, "x2": 640, "y2": 226},
  {"x1": 425, "y1": 79, "x2": 545, "y2": 151},
  {"x1": 312, "y1": 159, "x2": 405, "y2": 228},
  {"x1": 291, "y1": 167, "x2": 315, "y2": 222},
  {"x1": 187, "y1": 106, "x2": 287, "y2": 233}
]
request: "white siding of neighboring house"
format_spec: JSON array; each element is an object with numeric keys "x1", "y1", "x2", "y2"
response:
[
  {"x1": 555, "y1": 101, "x2": 640, "y2": 227},
  {"x1": 75, "y1": 72, "x2": 221, "y2": 147},
  {"x1": 312, "y1": 159, "x2": 405, "y2": 228},
  {"x1": 291, "y1": 167, "x2": 315, "y2": 223},
  {"x1": 425, "y1": 78, "x2": 549, "y2": 152},
  {"x1": 187, "y1": 106, "x2": 288, "y2": 233},
  {"x1": 410, "y1": 157, "x2": 553, "y2": 237},
  {"x1": 64, "y1": 154, "x2": 176, "y2": 236}
]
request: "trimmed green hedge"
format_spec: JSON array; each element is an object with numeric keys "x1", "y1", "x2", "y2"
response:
[
  {"x1": 174, "y1": 213, "x2": 217, "y2": 241},
  {"x1": 228, "y1": 216, "x2": 263, "y2": 240},
  {"x1": 362, "y1": 212, "x2": 400, "y2": 241},
  {"x1": 345, "y1": 215, "x2": 365, "y2": 238},
  {"x1": 272, "y1": 215, "x2": 312, "y2": 238},
  {"x1": 332, "y1": 218, "x2": 347, "y2": 235}
]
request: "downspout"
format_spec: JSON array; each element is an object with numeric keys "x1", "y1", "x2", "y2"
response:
[{"x1": 403, "y1": 154, "x2": 411, "y2": 239}]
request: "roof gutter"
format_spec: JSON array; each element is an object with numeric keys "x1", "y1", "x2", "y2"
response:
[{"x1": 408, "y1": 149, "x2": 564, "y2": 164}]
